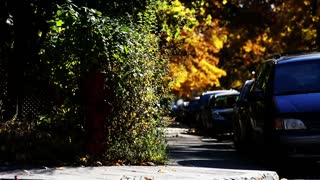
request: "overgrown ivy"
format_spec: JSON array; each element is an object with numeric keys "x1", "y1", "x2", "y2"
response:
[
  {"x1": 0, "y1": 0, "x2": 170, "y2": 165},
  {"x1": 39, "y1": 0, "x2": 169, "y2": 164}
]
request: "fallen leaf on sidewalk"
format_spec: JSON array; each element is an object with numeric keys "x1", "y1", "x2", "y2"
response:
[
  {"x1": 23, "y1": 170, "x2": 30, "y2": 175},
  {"x1": 56, "y1": 167, "x2": 64, "y2": 170},
  {"x1": 94, "y1": 161, "x2": 103, "y2": 166},
  {"x1": 146, "y1": 162, "x2": 155, "y2": 166},
  {"x1": 80, "y1": 157, "x2": 87, "y2": 163},
  {"x1": 158, "y1": 169, "x2": 167, "y2": 173},
  {"x1": 120, "y1": 175, "x2": 135, "y2": 180}
]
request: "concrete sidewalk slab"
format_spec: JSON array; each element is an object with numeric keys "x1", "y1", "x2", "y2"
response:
[{"x1": 0, "y1": 165, "x2": 279, "y2": 180}]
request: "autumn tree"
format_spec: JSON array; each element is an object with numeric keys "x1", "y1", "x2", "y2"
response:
[
  {"x1": 219, "y1": 0, "x2": 320, "y2": 89},
  {"x1": 159, "y1": 0, "x2": 227, "y2": 98},
  {"x1": 165, "y1": 0, "x2": 320, "y2": 91}
]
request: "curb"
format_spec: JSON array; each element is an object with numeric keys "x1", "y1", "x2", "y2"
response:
[{"x1": 0, "y1": 166, "x2": 279, "y2": 180}]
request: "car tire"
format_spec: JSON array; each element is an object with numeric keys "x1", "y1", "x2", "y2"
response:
[
  {"x1": 233, "y1": 118, "x2": 245, "y2": 151},
  {"x1": 234, "y1": 117, "x2": 254, "y2": 154}
]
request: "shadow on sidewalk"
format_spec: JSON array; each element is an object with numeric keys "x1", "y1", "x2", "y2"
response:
[{"x1": 166, "y1": 119, "x2": 320, "y2": 179}]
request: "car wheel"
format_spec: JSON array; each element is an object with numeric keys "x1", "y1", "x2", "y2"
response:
[
  {"x1": 233, "y1": 118, "x2": 244, "y2": 150},
  {"x1": 195, "y1": 113, "x2": 202, "y2": 130},
  {"x1": 234, "y1": 116, "x2": 254, "y2": 154}
]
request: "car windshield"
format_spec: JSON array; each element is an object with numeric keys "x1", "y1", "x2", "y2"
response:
[{"x1": 274, "y1": 60, "x2": 320, "y2": 95}]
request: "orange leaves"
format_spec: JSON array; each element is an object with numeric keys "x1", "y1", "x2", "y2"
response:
[
  {"x1": 302, "y1": 28, "x2": 317, "y2": 41},
  {"x1": 241, "y1": 33, "x2": 270, "y2": 60},
  {"x1": 242, "y1": 39, "x2": 266, "y2": 55},
  {"x1": 169, "y1": 18, "x2": 227, "y2": 98}
]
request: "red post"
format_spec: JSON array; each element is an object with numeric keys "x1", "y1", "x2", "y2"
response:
[{"x1": 84, "y1": 71, "x2": 111, "y2": 155}]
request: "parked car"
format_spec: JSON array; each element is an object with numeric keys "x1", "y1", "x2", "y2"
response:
[
  {"x1": 171, "y1": 99, "x2": 185, "y2": 123},
  {"x1": 183, "y1": 96, "x2": 200, "y2": 126},
  {"x1": 201, "y1": 89, "x2": 238, "y2": 130},
  {"x1": 232, "y1": 79, "x2": 254, "y2": 150},
  {"x1": 170, "y1": 101, "x2": 180, "y2": 117},
  {"x1": 241, "y1": 51, "x2": 320, "y2": 159},
  {"x1": 195, "y1": 90, "x2": 230, "y2": 130},
  {"x1": 206, "y1": 90, "x2": 239, "y2": 138},
  {"x1": 180, "y1": 100, "x2": 190, "y2": 122}
]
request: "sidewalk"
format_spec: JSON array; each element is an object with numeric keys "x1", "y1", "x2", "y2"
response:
[
  {"x1": 0, "y1": 121, "x2": 279, "y2": 180},
  {"x1": 0, "y1": 165, "x2": 279, "y2": 180}
]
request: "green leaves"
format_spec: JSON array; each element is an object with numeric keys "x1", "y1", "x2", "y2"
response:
[
  {"x1": 55, "y1": 20, "x2": 64, "y2": 26},
  {"x1": 39, "y1": 0, "x2": 169, "y2": 165}
]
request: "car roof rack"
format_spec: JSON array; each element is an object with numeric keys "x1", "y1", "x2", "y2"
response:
[{"x1": 270, "y1": 49, "x2": 320, "y2": 59}]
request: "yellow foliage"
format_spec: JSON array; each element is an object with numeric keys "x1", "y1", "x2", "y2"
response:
[
  {"x1": 205, "y1": 14, "x2": 212, "y2": 25},
  {"x1": 303, "y1": 0, "x2": 310, "y2": 6},
  {"x1": 287, "y1": 26, "x2": 292, "y2": 32},
  {"x1": 302, "y1": 28, "x2": 317, "y2": 40},
  {"x1": 159, "y1": 0, "x2": 198, "y2": 43},
  {"x1": 262, "y1": 33, "x2": 268, "y2": 41},
  {"x1": 312, "y1": 16, "x2": 319, "y2": 22},
  {"x1": 213, "y1": 38, "x2": 224, "y2": 50},
  {"x1": 200, "y1": 7, "x2": 205, "y2": 16},
  {"x1": 242, "y1": 34, "x2": 266, "y2": 56},
  {"x1": 222, "y1": 0, "x2": 228, "y2": 5},
  {"x1": 169, "y1": 16, "x2": 227, "y2": 98},
  {"x1": 243, "y1": 40, "x2": 253, "y2": 53}
]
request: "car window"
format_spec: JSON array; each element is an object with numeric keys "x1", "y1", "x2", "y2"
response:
[
  {"x1": 214, "y1": 98, "x2": 225, "y2": 109},
  {"x1": 225, "y1": 95, "x2": 238, "y2": 107},
  {"x1": 274, "y1": 60, "x2": 320, "y2": 95},
  {"x1": 253, "y1": 62, "x2": 272, "y2": 94},
  {"x1": 250, "y1": 65, "x2": 264, "y2": 93},
  {"x1": 199, "y1": 91, "x2": 227, "y2": 107},
  {"x1": 214, "y1": 95, "x2": 238, "y2": 109},
  {"x1": 199, "y1": 93, "x2": 215, "y2": 108}
]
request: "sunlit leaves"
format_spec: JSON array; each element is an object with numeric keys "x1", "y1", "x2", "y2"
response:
[
  {"x1": 302, "y1": 28, "x2": 317, "y2": 40},
  {"x1": 40, "y1": 0, "x2": 169, "y2": 164},
  {"x1": 55, "y1": 19, "x2": 64, "y2": 26},
  {"x1": 160, "y1": 0, "x2": 227, "y2": 98},
  {"x1": 170, "y1": 22, "x2": 227, "y2": 97},
  {"x1": 242, "y1": 36, "x2": 266, "y2": 55},
  {"x1": 158, "y1": 0, "x2": 198, "y2": 42},
  {"x1": 303, "y1": 0, "x2": 310, "y2": 6},
  {"x1": 216, "y1": 0, "x2": 320, "y2": 89},
  {"x1": 222, "y1": 0, "x2": 228, "y2": 5}
]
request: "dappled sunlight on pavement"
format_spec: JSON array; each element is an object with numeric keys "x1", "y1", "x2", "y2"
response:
[{"x1": 166, "y1": 119, "x2": 320, "y2": 180}]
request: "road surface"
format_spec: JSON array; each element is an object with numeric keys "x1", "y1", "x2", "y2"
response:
[{"x1": 166, "y1": 121, "x2": 320, "y2": 179}]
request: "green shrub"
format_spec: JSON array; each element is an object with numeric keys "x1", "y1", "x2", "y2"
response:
[
  {"x1": 38, "y1": 0, "x2": 170, "y2": 165},
  {"x1": 0, "y1": 0, "x2": 170, "y2": 165}
]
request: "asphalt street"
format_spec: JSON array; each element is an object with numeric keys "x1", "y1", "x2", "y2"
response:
[{"x1": 166, "y1": 121, "x2": 320, "y2": 180}]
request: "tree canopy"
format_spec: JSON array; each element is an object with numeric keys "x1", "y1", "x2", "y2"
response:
[{"x1": 159, "y1": 0, "x2": 320, "y2": 97}]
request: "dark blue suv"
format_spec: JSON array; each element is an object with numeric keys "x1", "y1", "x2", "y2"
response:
[{"x1": 243, "y1": 51, "x2": 320, "y2": 158}]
